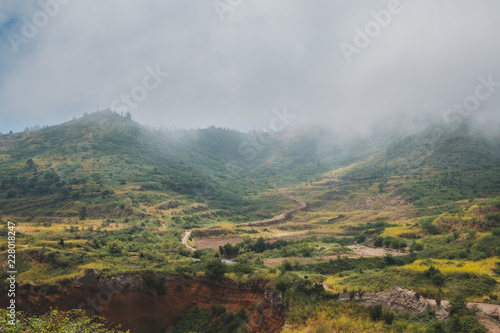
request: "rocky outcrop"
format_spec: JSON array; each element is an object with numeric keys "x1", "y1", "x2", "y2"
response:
[
  {"x1": 74, "y1": 269, "x2": 143, "y2": 291},
  {"x1": 340, "y1": 287, "x2": 429, "y2": 313},
  {"x1": 339, "y1": 287, "x2": 449, "y2": 320},
  {"x1": 73, "y1": 268, "x2": 100, "y2": 289},
  {"x1": 247, "y1": 289, "x2": 287, "y2": 333}
]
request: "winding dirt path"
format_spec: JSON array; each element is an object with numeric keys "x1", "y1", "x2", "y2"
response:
[
  {"x1": 182, "y1": 196, "x2": 307, "y2": 251},
  {"x1": 236, "y1": 196, "x2": 307, "y2": 227},
  {"x1": 182, "y1": 230, "x2": 195, "y2": 251}
]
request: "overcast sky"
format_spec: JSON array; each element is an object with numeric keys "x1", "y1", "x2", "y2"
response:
[{"x1": 0, "y1": 0, "x2": 499, "y2": 134}]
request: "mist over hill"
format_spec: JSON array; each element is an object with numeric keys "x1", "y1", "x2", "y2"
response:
[
  {"x1": 1, "y1": 110, "x2": 500, "y2": 332},
  {"x1": 1, "y1": 109, "x2": 499, "y2": 222}
]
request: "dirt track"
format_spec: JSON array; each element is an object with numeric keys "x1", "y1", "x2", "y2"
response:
[
  {"x1": 235, "y1": 196, "x2": 307, "y2": 227},
  {"x1": 184, "y1": 196, "x2": 307, "y2": 251},
  {"x1": 194, "y1": 237, "x2": 244, "y2": 250},
  {"x1": 263, "y1": 245, "x2": 407, "y2": 267},
  {"x1": 182, "y1": 230, "x2": 195, "y2": 251}
]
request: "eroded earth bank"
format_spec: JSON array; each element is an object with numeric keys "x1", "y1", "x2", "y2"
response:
[{"x1": 2, "y1": 269, "x2": 285, "y2": 333}]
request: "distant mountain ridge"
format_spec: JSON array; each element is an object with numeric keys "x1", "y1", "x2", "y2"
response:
[{"x1": 1, "y1": 110, "x2": 499, "y2": 222}]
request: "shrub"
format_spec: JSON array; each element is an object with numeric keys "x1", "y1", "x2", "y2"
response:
[
  {"x1": 369, "y1": 305, "x2": 382, "y2": 321},
  {"x1": 205, "y1": 259, "x2": 227, "y2": 280},
  {"x1": 382, "y1": 309, "x2": 395, "y2": 325},
  {"x1": 485, "y1": 212, "x2": 500, "y2": 224},
  {"x1": 0, "y1": 308, "x2": 127, "y2": 332},
  {"x1": 142, "y1": 272, "x2": 167, "y2": 296},
  {"x1": 446, "y1": 296, "x2": 487, "y2": 333}
]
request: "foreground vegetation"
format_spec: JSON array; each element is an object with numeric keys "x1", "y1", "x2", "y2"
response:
[{"x1": 0, "y1": 309, "x2": 127, "y2": 333}]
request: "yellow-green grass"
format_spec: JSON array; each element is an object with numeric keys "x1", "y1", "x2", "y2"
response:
[
  {"x1": 19, "y1": 257, "x2": 163, "y2": 284},
  {"x1": 381, "y1": 225, "x2": 417, "y2": 237},
  {"x1": 282, "y1": 302, "x2": 388, "y2": 333},
  {"x1": 399, "y1": 257, "x2": 499, "y2": 278},
  {"x1": 31, "y1": 239, "x2": 90, "y2": 248},
  {"x1": 15, "y1": 219, "x2": 107, "y2": 234},
  {"x1": 323, "y1": 275, "x2": 348, "y2": 293},
  {"x1": 398, "y1": 257, "x2": 500, "y2": 301},
  {"x1": 17, "y1": 263, "x2": 83, "y2": 284}
]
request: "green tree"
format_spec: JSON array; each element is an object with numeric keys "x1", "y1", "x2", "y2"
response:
[
  {"x1": 26, "y1": 158, "x2": 35, "y2": 169},
  {"x1": 107, "y1": 240, "x2": 125, "y2": 256},
  {"x1": 205, "y1": 258, "x2": 227, "y2": 280},
  {"x1": 79, "y1": 206, "x2": 87, "y2": 220}
]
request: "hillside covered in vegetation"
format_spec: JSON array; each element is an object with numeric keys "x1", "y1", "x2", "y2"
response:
[{"x1": 1, "y1": 111, "x2": 500, "y2": 332}]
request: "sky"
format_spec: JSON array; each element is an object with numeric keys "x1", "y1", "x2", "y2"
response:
[{"x1": 0, "y1": 0, "x2": 499, "y2": 135}]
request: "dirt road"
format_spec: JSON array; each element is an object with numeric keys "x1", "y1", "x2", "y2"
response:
[
  {"x1": 182, "y1": 230, "x2": 195, "y2": 251},
  {"x1": 185, "y1": 195, "x2": 307, "y2": 251},
  {"x1": 236, "y1": 196, "x2": 307, "y2": 227}
]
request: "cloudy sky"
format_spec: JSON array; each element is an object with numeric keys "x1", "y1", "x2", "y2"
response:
[{"x1": 0, "y1": 0, "x2": 499, "y2": 134}]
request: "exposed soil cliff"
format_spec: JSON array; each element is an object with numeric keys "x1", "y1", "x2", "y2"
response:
[{"x1": 3, "y1": 270, "x2": 285, "y2": 333}]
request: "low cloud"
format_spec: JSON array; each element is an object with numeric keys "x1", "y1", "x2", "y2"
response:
[{"x1": 0, "y1": 0, "x2": 499, "y2": 135}]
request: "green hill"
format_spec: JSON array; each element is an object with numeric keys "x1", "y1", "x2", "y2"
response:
[{"x1": 1, "y1": 112, "x2": 500, "y2": 332}]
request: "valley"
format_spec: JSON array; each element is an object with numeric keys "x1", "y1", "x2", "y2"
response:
[{"x1": 1, "y1": 111, "x2": 500, "y2": 332}]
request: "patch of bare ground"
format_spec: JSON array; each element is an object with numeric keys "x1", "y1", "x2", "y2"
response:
[
  {"x1": 263, "y1": 245, "x2": 406, "y2": 267},
  {"x1": 194, "y1": 237, "x2": 244, "y2": 250},
  {"x1": 268, "y1": 233, "x2": 352, "y2": 242},
  {"x1": 478, "y1": 313, "x2": 500, "y2": 333},
  {"x1": 432, "y1": 301, "x2": 500, "y2": 333},
  {"x1": 193, "y1": 233, "x2": 353, "y2": 250},
  {"x1": 345, "y1": 245, "x2": 407, "y2": 257}
]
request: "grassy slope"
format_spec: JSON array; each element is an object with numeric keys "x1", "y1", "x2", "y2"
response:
[{"x1": 1, "y1": 114, "x2": 500, "y2": 332}]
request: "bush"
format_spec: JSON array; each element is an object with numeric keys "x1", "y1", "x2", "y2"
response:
[
  {"x1": 143, "y1": 272, "x2": 167, "y2": 296},
  {"x1": 485, "y1": 212, "x2": 500, "y2": 224},
  {"x1": 369, "y1": 305, "x2": 382, "y2": 321},
  {"x1": 274, "y1": 275, "x2": 293, "y2": 293},
  {"x1": 205, "y1": 259, "x2": 227, "y2": 280},
  {"x1": 382, "y1": 309, "x2": 395, "y2": 325},
  {"x1": 107, "y1": 240, "x2": 125, "y2": 256},
  {"x1": 231, "y1": 263, "x2": 253, "y2": 275},
  {"x1": 211, "y1": 305, "x2": 226, "y2": 317},
  {"x1": 0, "y1": 308, "x2": 127, "y2": 332},
  {"x1": 420, "y1": 218, "x2": 440, "y2": 235},
  {"x1": 446, "y1": 296, "x2": 487, "y2": 333}
]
